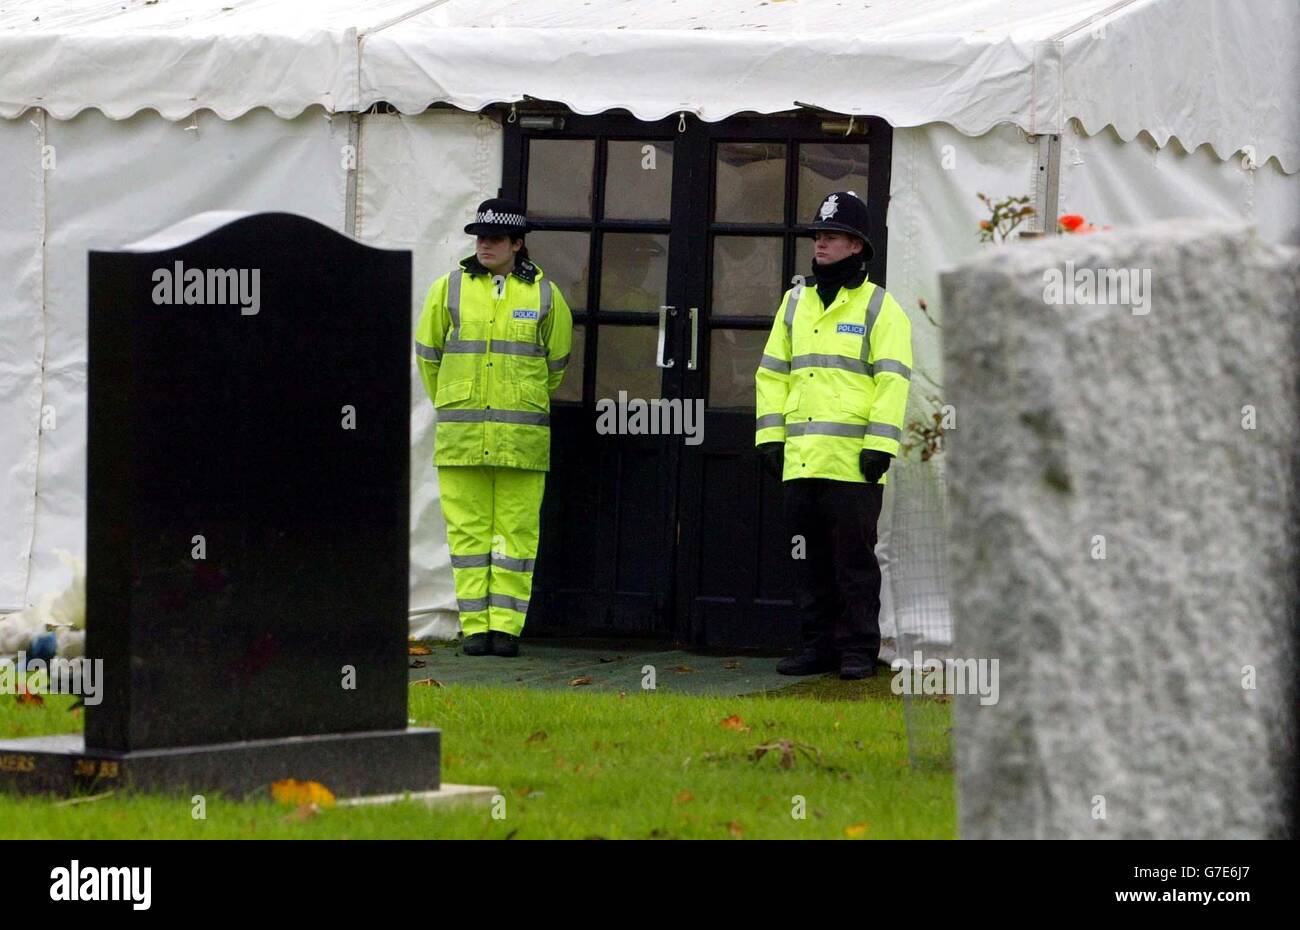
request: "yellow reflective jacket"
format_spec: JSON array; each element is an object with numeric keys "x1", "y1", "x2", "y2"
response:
[
  {"x1": 415, "y1": 255, "x2": 573, "y2": 471},
  {"x1": 754, "y1": 277, "x2": 912, "y2": 483}
]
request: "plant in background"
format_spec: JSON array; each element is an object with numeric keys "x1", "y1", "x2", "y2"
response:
[
  {"x1": 1058, "y1": 213, "x2": 1110, "y2": 234},
  {"x1": 976, "y1": 192, "x2": 1035, "y2": 243},
  {"x1": 902, "y1": 394, "x2": 947, "y2": 463}
]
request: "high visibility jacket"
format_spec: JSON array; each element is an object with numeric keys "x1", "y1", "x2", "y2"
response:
[
  {"x1": 415, "y1": 256, "x2": 573, "y2": 471},
  {"x1": 755, "y1": 278, "x2": 912, "y2": 483}
]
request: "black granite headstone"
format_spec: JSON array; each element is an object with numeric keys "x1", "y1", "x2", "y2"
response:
[{"x1": 0, "y1": 212, "x2": 438, "y2": 798}]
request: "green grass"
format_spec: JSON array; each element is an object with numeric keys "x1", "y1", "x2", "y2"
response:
[{"x1": 0, "y1": 676, "x2": 954, "y2": 839}]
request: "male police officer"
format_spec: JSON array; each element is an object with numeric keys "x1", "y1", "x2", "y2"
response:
[
  {"x1": 415, "y1": 198, "x2": 573, "y2": 657},
  {"x1": 754, "y1": 191, "x2": 912, "y2": 679}
]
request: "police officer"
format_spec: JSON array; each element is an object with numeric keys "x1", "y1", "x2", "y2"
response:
[
  {"x1": 415, "y1": 198, "x2": 573, "y2": 657},
  {"x1": 754, "y1": 191, "x2": 912, "y2": 679}
]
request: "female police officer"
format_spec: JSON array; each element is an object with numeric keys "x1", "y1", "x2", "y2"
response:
[{"x1": 414, "y1": 198, "x2": 573, "y2": 657}]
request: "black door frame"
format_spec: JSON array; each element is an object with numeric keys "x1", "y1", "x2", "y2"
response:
[
  {"x1": 502, "y1": 107, "x2": 893, "y2": 646},
  {"x1": 674, "y1": 114, "x2": 892, "y2": 647},
  {"x1": 503, "y1": 111, "x2": 689, "y2": 637}
]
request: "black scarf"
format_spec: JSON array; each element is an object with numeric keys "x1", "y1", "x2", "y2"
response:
[{"x1": 812, "y1": 252, "x2": 867, "y2": 307}]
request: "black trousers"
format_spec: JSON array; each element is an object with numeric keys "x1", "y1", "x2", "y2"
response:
[{"x1": 783, "y1": 477, "x2": 885, "y2": 660}]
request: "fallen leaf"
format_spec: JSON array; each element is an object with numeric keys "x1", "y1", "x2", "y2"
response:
[
  {"x1": 674, "y1": 789, "x2": 694, "y2": 804},
  {"x1": 719, "y1": 715, "x2": 751, "y2": 733},
  {"x1": 568, "y1": 676, "x2": 593, "y2": 686},
  {"x1": 751, "y1": 740, "x2": 822, "y2": 769},
  {"x1": 597, "y1": 655, "x2": 625, "y2": 664},
  {"x1": 408, "y1": 644, "x2": 433, "y2": 656},
  {"x1": 525, "y1": 730, "x2": 548, "y2": 744},
  {"x1": 271, "y1": 780, "x2": 336, "y2": 808},
  {"x1": 727, "y1": 821, "x2": 744, "y2": 838},
  {"x1": 412, "y1": 678, "x2": 443, "y2": 687},
  {"x1": 843, "y1": 822, "x2": 870, "y2": 839},
  {"x1": 16, "y1": 689, "x2": 43, "y2": 706},
  {"x1": 409, "y1": 659, "x2": 427, "y2": 669},
  {"x1": 285, "y1": 803, "x2": 321, "y2": 822},
  {"x1": 670, "y1": 665, "x2": 695, "y2": 673},
  {"x1": 723, "y1": 660, "x2": 742, "y2": 669}
]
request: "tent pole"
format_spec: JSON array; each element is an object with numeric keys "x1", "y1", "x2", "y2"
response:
[
  {"x1": 344, "y1": 112, "x2": 361, "y2": 237},
  {"x1": 1033, "y1": 132, "x2": 1062, "y2": 234}
]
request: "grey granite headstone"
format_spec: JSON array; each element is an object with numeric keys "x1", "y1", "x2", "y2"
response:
[{"x1": 941, "y1": 221, "x2": 1297, "y2": 839}]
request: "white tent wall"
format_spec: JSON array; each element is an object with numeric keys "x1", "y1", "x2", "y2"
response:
[
  {"x1": 7, "y1": 103, "x2": 1297, "y2": 639},
  {"x1": 1059, "y1": 122, "x2": 1300, "y2": 246},
  {"x1": 12, "y1": 106, "x2": 351, "y2": 606},
  {"x1": 881, "y1": 122, "x2": 1041, "y2": 648},
  {"x1": 352, "y1": 109, "x2": 502, "y2": 640},
  {"x1": 0, "y1": 116, "x2": 45, "y2": 612}
]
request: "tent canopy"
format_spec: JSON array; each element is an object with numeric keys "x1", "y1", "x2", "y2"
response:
[{"x1": 1, "y1": 0, "x2": 1295, "y2": 171}]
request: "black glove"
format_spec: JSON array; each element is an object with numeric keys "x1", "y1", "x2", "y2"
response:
[
  {"x1": 859, "y1": 449, "x2": 892, "y2": 483},
  {"x1": 758, "y1": 442, "x2": 784, "y2": 479}
]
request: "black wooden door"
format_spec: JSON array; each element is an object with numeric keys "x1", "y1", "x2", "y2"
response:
[
  {"x1": 674, "y1": 116, "x2": 892, "y2": 648},
  {"x1": 505, "y1": 109, "x2": 892, "y2": 646},
  {"x1": 504, "y1": 113, "x2": 688, "y2": 636}
]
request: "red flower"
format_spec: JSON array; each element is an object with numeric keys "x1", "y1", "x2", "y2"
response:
[
  {"x1": 1058, "y1": 214, "x2": 1086, "y2": 232},
  {"x1": 978, "y1": 219, "x2": 992, "y2": 230}
]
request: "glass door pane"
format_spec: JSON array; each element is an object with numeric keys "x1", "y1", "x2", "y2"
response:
[
  {"x1": 604, "y1": 141, "x2": 673, "y2": 220},
  {"x1": 714, "y1": 142, "x2": 785, "y2": 224},
  {"x1": 797, "y1": 142, "x2": 870, "y2": 220},
  {"x1": 599, "y1": 232, "x2": 669, "y2": 313},
  {"x1": 528, "y1": 139, "x2": 595, "y2": 219},
  {"x1": 529, "y1": 230, "x2": 590, "y2": 311},
  {"x1": 711, "y1": 236, "x2": 784, "y2": 317}
]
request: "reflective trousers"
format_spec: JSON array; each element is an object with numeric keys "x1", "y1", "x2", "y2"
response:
[
  {"x1": 438, "y1": 465, "x2": 546, "y2": 637},
  {"x1": 783, "y1": 477, "x2": 885, "y2": 661}
]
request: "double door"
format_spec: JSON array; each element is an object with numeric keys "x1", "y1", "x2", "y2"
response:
[{"x1": 504, "y1": 110, "x2": 891, "y2": 647}]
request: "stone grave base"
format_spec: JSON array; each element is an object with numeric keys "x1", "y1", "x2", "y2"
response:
[
  {"x1": 0, "y1": 728, "x2": 440, "y2": 799},
  {"x1": 337, "y1": 783, "x2": 499, "y2": 808}
]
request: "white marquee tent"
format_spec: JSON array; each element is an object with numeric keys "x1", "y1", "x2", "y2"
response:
[{"x1": 1, "y1": 0, "x2": 1295, "y2": 640}]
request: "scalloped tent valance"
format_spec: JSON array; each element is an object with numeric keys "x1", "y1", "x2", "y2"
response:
[{"x1": 1, "y1": 0, "x2": 1294, "y2": 173}]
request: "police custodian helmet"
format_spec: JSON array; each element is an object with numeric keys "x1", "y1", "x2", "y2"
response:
[{"x1": 801, "y1": 190, "x2": 873, "y2": 262}]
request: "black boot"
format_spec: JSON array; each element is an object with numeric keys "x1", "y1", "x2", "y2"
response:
[
  {"x1": 489, "y1": 632, "x2": 520, "y2": 658},
  {"x1": 461, "y1": 632, "x2": 491, "y2": 656},
  {"x1": 776, "y1": 649, "x2": 838, "y2": 676},
  {"x1": 839, "y1": 654, "x2": 877, "y2": 680}
]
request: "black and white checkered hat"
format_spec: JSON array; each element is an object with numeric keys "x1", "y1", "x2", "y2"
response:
[{"x1": 464, "y1": 198, "x2": 529, "y2": 236}]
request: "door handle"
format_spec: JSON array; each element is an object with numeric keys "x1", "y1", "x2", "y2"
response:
[
  {"x1": 686, "y1": 307, "x2": 699, "y2": 371},
  {"x1": 656, "y1": 305, "x2": 676, "y2": 368}
]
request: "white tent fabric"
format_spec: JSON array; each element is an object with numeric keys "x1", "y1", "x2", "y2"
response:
[
  {"x1": 352, "y1": 110, "x2": 503, "y2": 640},
  {"x1": 0, "y1": 107, "x2": 351, "y2": 611},
  {"x1": 1, "y1": 0, "x2": 1295, "y2": 172},
  {"x1": 1, "y1": 0, "x2": 1297, "y2": 636}
]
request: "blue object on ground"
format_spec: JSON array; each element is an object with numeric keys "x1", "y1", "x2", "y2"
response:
[{"x1": 28, "y1": 632, "x2": 58, "y2": 663}]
